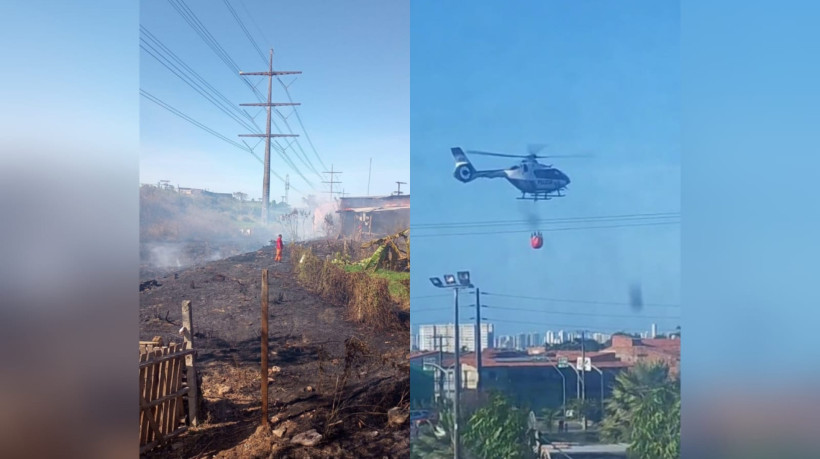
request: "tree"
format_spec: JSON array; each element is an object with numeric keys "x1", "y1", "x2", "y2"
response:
[
  {"x1": 601, "y1": 362, "x2": 671, "y2": 443},
  {"x1": 233, "y1": 191, "x2": 248, "y2": 202},
  {"x1": 628, "y1": 380, "x2": 680, "y2": 459},
  {"x1": 463, "y1": 392, "x2": 530, "y2": 459},
  {"x1": 279, "y1": 210, "x2": 300, "y2": 242},
  {"x1": 322, "y1": 213, "x2": 336, "y2": 239},
  {"x1": 600, "y1": 361, "x2": 680, "y2": 459}
]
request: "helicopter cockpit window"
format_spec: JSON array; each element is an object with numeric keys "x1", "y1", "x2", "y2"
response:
[{"x1": 522, "y1": 165, "x2": 528, "y2": 173}]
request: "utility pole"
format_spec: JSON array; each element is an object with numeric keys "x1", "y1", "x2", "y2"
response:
[
  {"x1": 323, "y1": 164, "x2": 342, "y2": 200},
  {"x1": 581, "y1": 329, "x2": 587, "y2": 431},
  {"x1": 367, "y1": 157, "x2": 372, "y2": 196},
  {"x1": 394, "y1": 181, "x2": 406, "y2": 196},
  {"x1": 475, "y1": 288, "x2": 483, "y2": 393},
  {"x1": 239, "y1": 48, "x2": 301, "y2": 224},
  {"x1": 284, "y1": 174, "x2": 290, "y2": 205}
]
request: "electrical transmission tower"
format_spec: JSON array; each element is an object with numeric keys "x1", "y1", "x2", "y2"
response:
[
  {"x1": 239, "y1": 49, "x2": 301, "y2": 224},
  {"x1": 322, "y1": 164, "x2": 342, "y2": 200},
  {"x1": 284, "y1": 174, "x2": 290, "y2": 204}
]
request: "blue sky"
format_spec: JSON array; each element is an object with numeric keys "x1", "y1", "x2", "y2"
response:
[
  {"x1": 410, "y1": 1, "x2": 680, "y2": 337},
  {"x1": 140, "y1": 0, "x2": 409, "y2": 202}
]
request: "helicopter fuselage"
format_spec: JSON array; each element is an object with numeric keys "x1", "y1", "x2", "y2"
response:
[
  {"x1": 451, "y1": 147, "x2": 571, "y2": 200},
  {"x1": 504, "y1": 159, "x2": 570, "y2": 194}
]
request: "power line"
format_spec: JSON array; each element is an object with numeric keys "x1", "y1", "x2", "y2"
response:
[
  {"x1": 169, "y1": 0, "x2": 328, "y2": 183},
  {"x1": 277, "y1": 78, "x2": 329, "y2": 171},
  {"x1": 139, "y1": 39, "x2": 257, "y2": 134},
  {"x1": 140, "y1": 26, "x2": 260, "y2": 131},
  {"x1": 483, "y1": 304, "x2": 680, "y2": 320},
  {"x1": 412, "y1": 212, "x2": 680, "y2": 229},
  {"x1": 218, "y1": 0, "x2": 323, "y2": 181},
  {"x1": 140, "y1": 89, "x2": 301, "y2": 193},
  {"x1": 483, "y1": 292, "x2": 680, "y2": 308},
  {"x1": 222, "y1": 0, "x2": 267, "y2": 65},
  {"x1": 411, "y1": 220, "x2": 680, "y2": 238},
  {"x1": 143, "y1": 24, "x2": 314, "y2": 187}
]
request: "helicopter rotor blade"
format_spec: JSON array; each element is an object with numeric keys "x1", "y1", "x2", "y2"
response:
[
  {"x1": 466, "y1": 150, "x2": 528, "y2": 159},
  {"x1": 527, "y1": 143, "x2": 549, "y2": 156},
  {"x1": 533, "y1": 153, "x2": 594, "y2": 159}
]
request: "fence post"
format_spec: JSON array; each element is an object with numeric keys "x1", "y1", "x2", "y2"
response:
[
  {"x1": 181, "y1": 300, "x2": 199, "y2": 427},
  {"x1": 261, "y1": 269, "x2": 270, "y2": 427}
]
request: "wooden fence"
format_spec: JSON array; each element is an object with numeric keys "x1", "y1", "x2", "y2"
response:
[{"x1": 139, "y1": 300, "x2": 199, "y2": 453}]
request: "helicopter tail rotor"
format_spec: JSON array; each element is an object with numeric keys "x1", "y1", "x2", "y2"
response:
[{"x1": 451, "y1": 147, "x2": 477, "y2": 182}]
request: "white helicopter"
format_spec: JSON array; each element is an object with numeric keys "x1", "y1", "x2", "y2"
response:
[{"x1": 451, "y1": 145, "x2": 588, "y2": 201}]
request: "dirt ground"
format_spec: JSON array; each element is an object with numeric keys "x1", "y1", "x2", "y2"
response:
[{"x1": 139, "y1": 242, "x2": 410, "y2": 458}]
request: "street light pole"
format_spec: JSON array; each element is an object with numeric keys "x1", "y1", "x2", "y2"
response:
[
  {"x1": 550, "y1": 364, "x2": 566, "y2": 429},
  {"x1": 591, "y1": 364, "x2": 605, "y2": 423},
  {"x1": 429, "y1": 271, "x2": 473, "y2": 459},
  {"x1": 452, "y1": 287, "x2": 461, "y2": 459}
]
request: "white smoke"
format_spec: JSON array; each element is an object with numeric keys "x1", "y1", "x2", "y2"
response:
[{"x1": 312, "y1": 200, "x2": 339, "y2": 237}]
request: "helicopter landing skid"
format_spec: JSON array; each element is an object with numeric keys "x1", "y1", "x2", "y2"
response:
[{"x1": 518, "y1": 192, "x2": 564, "y2": 201}]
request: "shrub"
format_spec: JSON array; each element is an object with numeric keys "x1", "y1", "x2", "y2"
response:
[{"x1": 291, "y1": 245, "x2": 397, "y2": 330}]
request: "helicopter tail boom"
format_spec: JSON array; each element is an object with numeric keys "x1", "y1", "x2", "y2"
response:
[{"x1": 451, "y1": 147, "x2": 507, "y2": 182}]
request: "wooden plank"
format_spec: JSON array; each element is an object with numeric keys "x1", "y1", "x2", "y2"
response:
[
  {"x1": 138, "y1": 349, "x2": 195, "y2": 368},
  {"x1": 166, "y1": 343, "x2": 181, "y2": 435},
  {"x1": 142, "y1": 386, "x2": 190, "y2": 409},
  {"x1": 156, "y1": 347, "x2": 168, "y2": 435},
  {"x1": 182, "y1": 300, "x2": 199, "y2": 427},
  {"x1": 139, "y1": 352, "x2": 149, "y2": 445},
  {"x1": 143, "y1": 354, "x2": 162, "y2": 444},
  {"x1": 170, "y1": 343, "x2": 185, "y2": 433},
  {"x1": 163, "y1": 346, "x2": 176, "y2": 435},
  {"x1": 261, "y1": 268, "x2": 269, "y2": 427}
]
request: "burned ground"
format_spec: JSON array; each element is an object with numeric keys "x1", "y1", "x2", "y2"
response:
[{"x1": 139, "y1": 242, "x2": 409, "y2": 458}]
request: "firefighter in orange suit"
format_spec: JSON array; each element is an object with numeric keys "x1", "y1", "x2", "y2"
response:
[{"x1": 275, "y1": 234, "x2": 284, "y2": 262}]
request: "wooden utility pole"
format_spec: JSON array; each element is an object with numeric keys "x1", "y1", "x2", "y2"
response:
[
  {"x1": 181, "y1": 300, "x2": 199, "y2": 427},
  {"x1": 261, "y1": 269, "x2": 270, "y2": 426},
  {"x1": 239, "y1": 49, "x2": 301, "y2": 224},
  {"x1": 322, "y1": 164, "x2": 342, "y2": 199},
  {"x1": 394, "y1": 181, "x2": 406, "y2": 196}
]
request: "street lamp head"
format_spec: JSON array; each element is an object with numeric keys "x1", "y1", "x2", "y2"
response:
[
  {"x1": 443, "y1": 274, "x2": 457, "y2": 286},
  {"x1": 457, "y1": 271, "x2": 471, "y2": 286},
  {"x1": 429, "y1": 277, "x2": 444, "y2": 288}
]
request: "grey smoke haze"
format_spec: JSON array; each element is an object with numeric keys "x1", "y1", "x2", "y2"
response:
[
  {"x1": 517, "y1": 200, "x2": 541, "y2": 230},
  {"x1": 629, "y1": 281, "x2": 644, "y2": 311}
]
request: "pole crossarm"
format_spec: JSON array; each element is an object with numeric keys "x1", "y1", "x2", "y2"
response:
[
  {"x1": 239, "y1": 102, "x2": 301, "y2": 106},
  {"x1": 239, "y1": 71, "x2": 302, "y2": 76}
]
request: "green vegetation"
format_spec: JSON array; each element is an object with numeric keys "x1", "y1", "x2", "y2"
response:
[
  {"x1": 291, "y1": 245, "x2": 400, "y2": 330},
  {"x1": 601, "y1": 361, "x2": 680, "y2": 459},
  {"x1": 342, "y1": 264, "x2": 409, "y2": 307},
  {"x1": 411, "y1": 392, "x2": 531, "y2": 459}
]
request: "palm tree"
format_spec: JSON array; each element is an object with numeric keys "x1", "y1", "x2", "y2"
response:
[{"x1": 601, "y1": 361, "x2": 672, "y2": 443}]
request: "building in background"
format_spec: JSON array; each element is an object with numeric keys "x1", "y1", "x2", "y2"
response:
[
  {"x1": 417, "y1": 323, "x2": 495, "y2": 352},
  {"x1": 336, "y1": 194, "x2": 409, "y2": 239}
]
